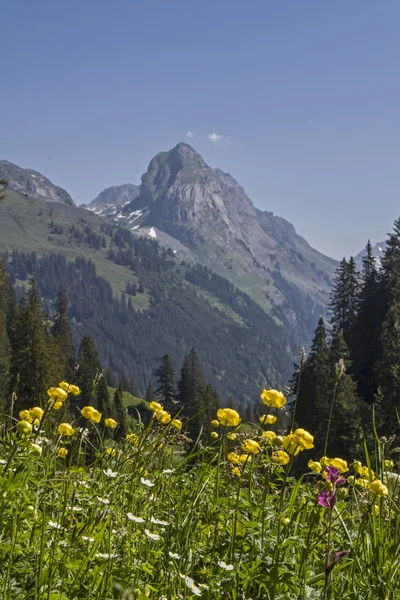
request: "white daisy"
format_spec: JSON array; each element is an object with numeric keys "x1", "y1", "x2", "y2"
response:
[
  {"x1": 218, "y1": 560, "x2": 234, "y2": 571},
  {"x1": 127, "y1": 513, "x2": 145, "y2": 523},
  {"x1": 144, "y1": 529, "x2": 160, "y2": 541},
  {"x1": 48, "y1": 521, "x2": 63, "y2": 530},
  {"x1": 97, "y1": 497, "x2": 110, "y2": 505},
  {"x1": 103, "y1": 468, "x2": 118, "y2": 478},
  {"x1": 140, "y1": 477, "x2": 155, "y2": 488},
  {"x1": 150, "y1": 516, "x2": 169, "y2": 526},
  {"x1": 96, "y1": 552, "x2": 118, "y2": 559},
  {"x1": 168, "y1": 551, "x2": 181, "y2": 559},
  {"x1": 179, "y1": 574, "x2": 202, "y2": 597},
  {"x1": 82, "y1": 536, "x2": 94, "y2": 542}
]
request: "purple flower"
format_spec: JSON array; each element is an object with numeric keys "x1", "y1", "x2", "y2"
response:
[
  {"x1": 318, "y1": 489, "x2": 336, "y2": 509},
  {"x1": 326, "y1": 550, "x2": 350, "y2": 575},
  {"x1": 324, "y1": 466, "x2": 345, "y2": 486}
]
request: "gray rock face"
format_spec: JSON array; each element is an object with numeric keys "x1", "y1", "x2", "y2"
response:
[
  {"x1": 85, "y1": 183, "x2": 140, "y2": 216},
  {"x1": 121, "y1": 143, "x2": 337, "y2": 304},
  {"x1": 0, "y1": 160, "x2": 75, "y2": 206}
]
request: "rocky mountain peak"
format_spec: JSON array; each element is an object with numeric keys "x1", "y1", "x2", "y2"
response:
[{"x1": 0, "y1": 160, "x2": 75, "y2": 206}]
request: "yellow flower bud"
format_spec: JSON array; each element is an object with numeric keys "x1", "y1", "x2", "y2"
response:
[
  {"x1": 211, "y1": 419, "x2": 220, "y2": 427},
  {"x1": 171, "y1": 419, "x2": 182, "y2": 430},
  {"x1": 260, "y1": 389, "x2": 286, "y2": 408},
  {"x1": 30, "y1": 407, "x2": 44, "y2": 421},
  {"x1": 58, "y1": 423, "x2": 75, "y2": 436},
  {"x1": 57, "y1": 447, "x2": 68, "y2": 458},
  {"x1": 242, "y1": 439, "x2": 261, "y2": 454},
  {"x1": 17, "y1": 420, "x2": 33, "y2": 435},
  {"x1": 104, "y1": 418, "x2": 118, "y2": 429},
  {"x1": 260, "y1": 414, "x2": 277, "y2": 425},
  {"x1": 210, "y1": 431, "x2": 219, "y2": 439}
]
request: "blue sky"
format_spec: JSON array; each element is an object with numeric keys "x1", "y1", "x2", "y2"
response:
[{"x1": 2, "y1": 1, "x2": 400, "y2": 258}]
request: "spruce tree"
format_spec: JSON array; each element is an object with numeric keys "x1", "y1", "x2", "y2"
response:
[
  {"x1": 179, "y1": 348, "x2": 205, "y2": 439},
  {"x1": 329, "y1": 257, "x2": 360, "y2": 350},
  {"x1": 145, "y1": 380, "x2": 156, "y2": 404},
  {"x1": 51, "y1": 286, "x2": 75, "y2": 381},
  {"x1": 294, "y1": 317, "x2": 330, "y2": 441},
  {"x1": 324, "y1": 332, "x2": 362, "y2": 460},
  {"x1": 376, "y1": 299, "x2": 400, "y2": 438},
  {"x1": 0, "y1": 260, "x2": 12, "y2": 410},
  {"x1": 9, "y1": 280, "x2": 52, "y2": 410},
  {"x1": 353, "y1": 241, "x2": 380, "y2": 403},
  {"x1": 75, "y1": 335, "x2": 106, "y2": 416},
  {"x1": 155, "y1": 355, "x2": 177, "y2": 412}
]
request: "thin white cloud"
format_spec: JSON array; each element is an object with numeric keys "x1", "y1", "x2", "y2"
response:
[
  {"x1": 207, "y1": 132, "x2": 225, "y2": 144},
  {"x1": 186, "y1": 130, "x2": 195, "y2": 139}
]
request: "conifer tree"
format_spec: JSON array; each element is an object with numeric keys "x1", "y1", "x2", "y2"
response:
[
  {"x1": 352, "y1": 241, "x2": 380, "y2": 403},
  {"x1": 145, "y1": 380, "x2": 156, "y2": 404},
  {"x1": 323, "y1": 332, "x2": 362, "y2": 460},
  {"x1": 0, "y1": 260, "x2": 12, "y2": 409},
  {"x1": 179, "y1": 348, "x2": 205, "y2": 439},
  {"x1": 376, "y1": 298, "x2": 400, "y2": 438},
  {"x1": 113, "y1": 383, "x2": 128, "y2": 439},
  {"x1": 155, "y1": 354, "x2": 177, "y2": 412},
  {"x1": 51, "y1": 286, "x2": 75, "y2": 381},
  {"x1": 75, "y1": 335, "x2": 105, "y2": 415},
  {"x1": 329, "y1": 257, "x2": 360, "y2": 350},
  {"x1": 9, "y1": 280, "x2": 52, "y2": 410},
  {"x1": 294, "y1": 317, "x2": 330, "y2": 442},
  {"x1": 121, "y1": 373, "x2": 140, "y2": 398}
]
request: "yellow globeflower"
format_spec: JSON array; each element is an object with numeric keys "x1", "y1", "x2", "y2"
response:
[
  {"x1": 308, "y1": 459, "x2": 322, "y2": 473},
  {"x1": 227, "y1": 432, "x2": 237, "y2": 441},
  {"x1": 283, "y1": 434, "x2": 301, "y2": 456},
  {"x1": 52, "y1": 401, "x2": 63, "y2": 410},
  {"x1": 210, "y1": 431, "x2": 219, "y2": 439},
  {"x1": 30, "y1": 407, "x2": 44, "y2": 421},
  {"x1": 156, "y1": 410, "x2": 171, "y2": 424},
  {"x1": 58, "y1": 447, "x2": 68, "y2": 458},
  {"x1": 81, "y1": 406, "x2": 102, "y2": 423},
  {"x1": 373, "y1": 504, "x2": 380, "y2": 516},
  {"x1": 149, "y1": 401, "x2": 163, "y2": 412},
  {"x1": 227, "y1": 452, "x2": 240, "y2": 464},
  {"x1": 171, "y1": 418, "x2": 182, "y2": 430},
  {"x1": 242, "y1": 439, "x2": 261, "y2": 455},
  {"x1": 239, "y1": 453, "x2": 252, "y2": 463},
  {"x1": 232, "y1": 467, "x2": 242, "y2": 477},
  {"x1": 58, "y1": 423, "x2": 75, "y2": 436},
  {"x1": 384, "y1": 460, "x2": 394, "y2": 470},
  {"x1": 272, "y1": 450, "x2": 290, "y2": 465},
  {"x1": 293, "y1": 429, "x2": 314, "y2": 450},
  {"x1": 261, "y1": 389, "x2": 287, "y2": 408},
  {"x1": 280, "y1": 516, "x2": 291, "y2": 526},
  {"x1": 68, "y1": 385, "x2": 81, "y2": 396},
  {"x1": 262, "y1": 430, "x2": 276, "y2": 443},
  {"x1": 211, "y1": 419, "x2": 220, "y2": 427},
  {"x1": 329, "y1": 458, "x2": 348, "y2": 474},
  {"x1": 370, "y1": 479, "x2": 388, "y2": 497},
  {"x1": 19, "y1": 409, "x2": 33, "y2": 422},
  {"x1": 260, "y1": 414, "x2": 277, "y2": 425},
  {"x1": 272, "y1": 435, "x2": 284, "y2": 446},
  {"x1": 16, "y1": 420, "x2": 33, "y2": 435},
  {"x1": 59, "y1": 381, "x2": 70, "y2": 392},
  {"x1": 106, "y1": 447, "x2": 118, "y2": 456},
  {"x1": 217, "y1": 408, "x2": 241, "y2": 427},
  {"x1": 320, "y1": 456, "x2": 331, "y2": 468},
  {"x1": 104, "y1": 418, "x2": 118, "y2": 429},
  {"x1": 126, "y1": 433, "x2": 139, "y2": 444},
  {"x1": 47, "y1": 387, "x2": 68, "y2": 402}
]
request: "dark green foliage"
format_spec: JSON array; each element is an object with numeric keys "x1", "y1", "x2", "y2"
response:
[
  {"x1": 179, "y1": 348, "x2": 205, "y2": 439},
  {"x1": 75, "y1": 335, "x2": 105, "y2": 416},
  {"x1": 51, "y1": 286, "x2": 75, "y2": 380},
  {"x1": 0, "y1": 259, "x2": 12, "y2": 409},
  {"x1": 155, "y1": 355, "x2": 177, "y2": 412},
  {"x1": 145, "y1": 380, "x2": 156, "y2": 404},
  {"x1": 120, "y1": 373, "x2": 140, "y2": 398},
  {"x1": 9, "y1": 280, "x2": 53, "y2": 411},
  {"x1": 329, "y1": 257, "x2": 360, "y2": 350}
]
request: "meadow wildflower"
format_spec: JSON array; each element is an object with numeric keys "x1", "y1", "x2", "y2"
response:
[
  {"x1": 373, "y1": 504, "x2": 380, "y2": 515},
  {"x1": 57, "y1": 448, "x2": 68, "y2": 458},
  {"x1": 210, "y1": 431, "x2": 219, "y2": 439},
  {"x1": 30, "y1": 443, "x2": 42, "y2": 457},
  {"x1": 329, "y1": 458, "x2": 348, "y2": 474},
  {"x1": 81, "y1": 406, "x2": 102, "y2": 423},
  {"x1": 227, "y1": 452, "x2": 240, "y2": 464},
  {"x1": 47, "y1": 387, "x2": 68, "y2": 402},
  {"x1": 145, "y1": 529, "x2": 160, "y2": 541},
  {"x1": 103, "y1": 468, "x2": 118, "y2": 478},
  {"x1": 239, "y1": 453, "x2": 251, "y2": 463},
  {"x1": 262, "y1": 430, "x2": 276, "y2": 442},
  {"x1": 126, "y1": 433, "x2": 139, "y2": 444},
  {"x1": 260, "y1": 414, "x2": 277, "y2": 425},
  {"x1": 104, "y1": 418, "x2": 118, "y2": 429},
  {"x1": 217, "y1": 408, "x2": 241, "y2": 426},
  {"x1": 127, "y1": 513, "x2": 145, "y2": 523},
  {"x1": 227, "y1": 432, "x2": 238, "y2": 440},
  {"x1": 211, "y1": 419, "x2": 220, "y2": 427},
  {"x1": 150, "y1": 517, "x2": 169, "y2": 526},
  {"x1": 52, "y1": 401, "x2": 63, "y2": 410},
  {"x1": 280, "y1": 516, "x2": 291, "y2": 525},
  {"x1": 58, "y1": 423, "x2": 75, "y2": 436},
  {"x1": 242, "y1": 439, "x2": 261, "y2": 454},
  {"x1": 232, "y1": 467, "x2": 242, "y2": 477},
  {"x1": 155, "y1": 410, "x2": 171, "y2": 424},
  {"x1": 261, "y1": 388, "x2": 287, "y2": 408},
  {"x1": 149, "y1": 401, "x2": 163, "y2": 412},
  {"x1": 141, "y1": 477, "x2": 155, "y2": 488},
  {"x1": 308, "y1": 459, "x2": 322, "y2": 473},
  {"x1": 171, "y1": 418, "x2": 182, "y2": 429},
  {"x1": 218, "y1": 560, "x2": 234, "y2": 570},
  {"x1": 370, "y1": 479, "x2": 388, "y2": 496},
  {"x1": 30, "y1": 407, "x2": 44, "y2": 420},
  {"x1": 272, "y1": 450, "x2": 290, "y2": 465},
  {"x1": 384, "y1": 459, "x2": 394, "y2": 470},
  {"x1": 169, "y1": 551, "x2": 181, "y2": 559},
  {"x1": 180, "y1": 575, "x2": 202, "y2": 597}
]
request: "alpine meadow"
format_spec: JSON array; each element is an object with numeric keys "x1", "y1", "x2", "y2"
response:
[{"x1": 2, "y1": 3, "x2": 400, "y2": 598}]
